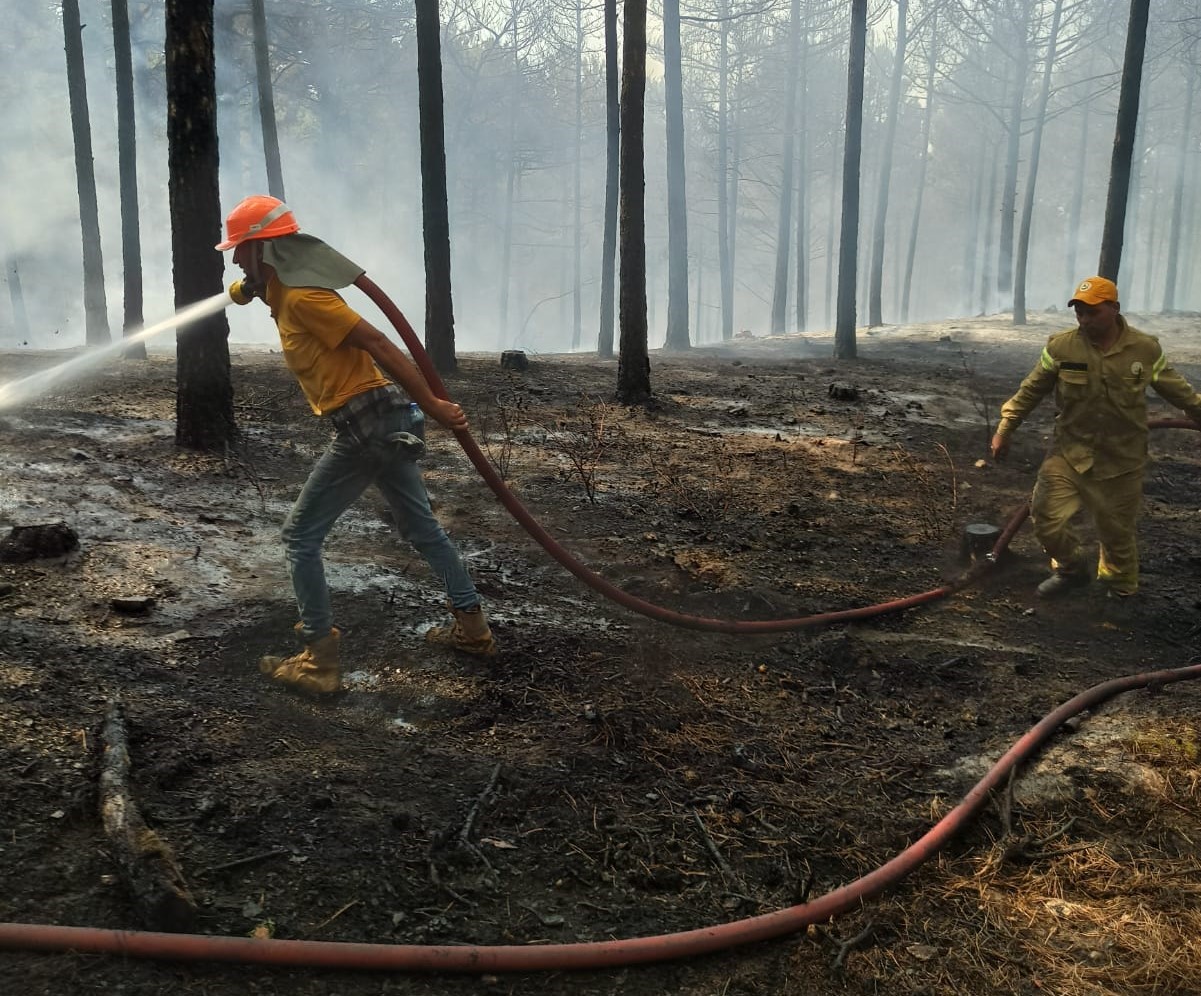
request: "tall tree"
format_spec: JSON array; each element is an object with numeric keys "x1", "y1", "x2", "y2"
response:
[
  {"x1": 498, "y1": 0, "x2": 523, "y2": 346},
  {"x1": 901, "y1": 8, "x2": 938, "y2": 323},
  {"x1": 571, "y1": 0, "x2": 584, "y2": 350},
  {"x1": 617, "y1": 0, "x2": 651, "y2": 403},
  {"x1": 662, "y1": 0, "x2": 690, "y2": 349},
  {"x1": 1098, "y1": 0, "x2": 1150, "y2": 284},
  {"x1": 716, "y1": 0, "x2": 734, "y2": 341},
  {"x1": 867, "y1": 0, "x2": 908, "y2": 327},
  {"x1": 62, "y1": 0, "x2": 110, "y2": 347},
  {"x1": 834, "y1": 0, "x2": 867, "y2": 360},
  {"x1": 1065, "y1": 101, "x2": 1089, "y2": 287},
  {"x1": 415, "y1": 0, "x2": 457, "y2": 374},
  {"x1": 793, "y1": 9, "x2": 810, "y2": 333},
  {"x1": 6, "y1": 260, "x2": 30, "y2": 344},
  {"x1": 770, "y1": 0, "x2": 802, "y2": 334},
  {"x1": 1160, "y1": 69, "x2": 1194, "y2": 307},
  {"x1": 112, "y1": 0, "x2": 146, "y2": 359},
  {"x1": 768, "y1": 0, "x2": 797, "y2": 334},
  {"x1": 250, "y1": 0, "x2": 286, "y2": 200},
  {"x1": 996, "y1": 0, "x2": 1032, "y2": 308},
  {"x1": 166, "y1": 0, "x2": 235, "y2": 451},
  {"x1": 598, "y1": 0, "x2": 620, "y2": 358},
  {"x1": 1013, "y1": 0, "x2": 1065, "y2": 324}
]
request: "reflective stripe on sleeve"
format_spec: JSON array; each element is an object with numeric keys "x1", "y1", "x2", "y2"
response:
[
  {"x1": 1040, "y1": 347, "x2": 1055, "y2": 371},
  {"x1": 1151, "y1": 350, "x2": 1167, "y2": 383}
]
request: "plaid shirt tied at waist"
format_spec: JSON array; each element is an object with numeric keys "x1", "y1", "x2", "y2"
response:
[{"x1": 326, "y1": 384, "x2": 410, "y2": 444}]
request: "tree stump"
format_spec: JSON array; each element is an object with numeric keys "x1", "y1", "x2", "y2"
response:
[
  {"x1": 827, "y1": 382, "x2": 859, "y2": 402},
  {"x1": 500, "y1": 350, "x2": 529, "y2": 371}
]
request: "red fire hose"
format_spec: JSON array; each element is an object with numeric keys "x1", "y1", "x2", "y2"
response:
[
  {"x1": 359, "y1": 275, "x2": 1013, "y2": 631},
  {"x1": 3, "y1": 661, "x2": 1199, "y2": 970},
  {"x1": 1, "y1": 281, "x2": 1197, "y2": 970}
]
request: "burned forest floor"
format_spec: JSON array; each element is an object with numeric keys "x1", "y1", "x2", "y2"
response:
[{"x1": 2, "y1": 309, "x2": 1201, "y2": 996}]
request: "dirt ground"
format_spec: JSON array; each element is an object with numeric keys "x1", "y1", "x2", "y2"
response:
[{"x1": 2, "y1": 309, "x2": 1201, "y2": 996}]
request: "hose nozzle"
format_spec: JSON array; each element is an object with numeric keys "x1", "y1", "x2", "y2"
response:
[{"x1": 228, "y1": 280, "x2": 260, "y2": 306}]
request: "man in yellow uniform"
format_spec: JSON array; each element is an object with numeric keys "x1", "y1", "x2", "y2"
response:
[
  {"x1": 216, "y1": 195, "x2": 497, "y2": 695},
  {"x1": 991, "y1": 276, "x2": 1201, "y2": 599}
]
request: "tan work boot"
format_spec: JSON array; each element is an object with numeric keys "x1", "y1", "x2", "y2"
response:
[
  {"x1": 426, "y1": 605, "x2": 497, "y2": 657},
  {"x1": 259, "y1": 626, "x2": 342, "y2": 695}
]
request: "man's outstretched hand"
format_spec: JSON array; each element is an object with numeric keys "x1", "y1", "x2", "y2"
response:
[{"x1": 990, "y1": 432, "x2": 1010, "y2": 461}]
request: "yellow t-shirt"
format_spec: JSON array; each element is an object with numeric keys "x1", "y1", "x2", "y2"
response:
[{"x1": 266, "y1": 276, "x2": 390, "y2": 414}]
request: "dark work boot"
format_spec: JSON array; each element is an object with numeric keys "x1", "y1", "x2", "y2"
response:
[{"x1": 1036, "y1": 570, "x2": 1090, "y2": 599}]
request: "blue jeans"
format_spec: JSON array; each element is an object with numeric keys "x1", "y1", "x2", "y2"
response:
[{"x1": 282, "y1": 405, "x2": 480, "y2": 641}]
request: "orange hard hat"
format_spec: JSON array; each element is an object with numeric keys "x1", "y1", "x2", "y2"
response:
[{"x1": 215, "y1": 195, "x2": 299, "y2": 250}]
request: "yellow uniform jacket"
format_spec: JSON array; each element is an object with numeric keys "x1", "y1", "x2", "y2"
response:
[{"x1": 998, "y1": 317, "x2": 1201, "y2": 480}]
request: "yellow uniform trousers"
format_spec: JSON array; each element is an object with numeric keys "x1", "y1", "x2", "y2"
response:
[{"x1": 1030, "y1": 454, "x2": 1143, "y2": 595}]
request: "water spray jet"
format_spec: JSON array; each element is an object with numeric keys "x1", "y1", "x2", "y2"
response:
[{"x1": 0, "y1": 290, "x2": 233, "y2": 411}]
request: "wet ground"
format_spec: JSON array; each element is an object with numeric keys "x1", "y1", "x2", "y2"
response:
[{"x1": 2, "y1": 310, "x2": 1200, "y2": 995}]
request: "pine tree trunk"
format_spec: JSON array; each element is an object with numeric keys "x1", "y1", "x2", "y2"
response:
[
  {"x1": 6, "y1": 260, "x2": 30, "y2": 343},
  {"x1": 1013, "y1": 0, "x2": 1065, "y2": 325},
  {"x1": 793, "y1": 15, "x2": 809, "y2": 333},
  {"x1": 868, "y1": 0, "x2": 908, "y2": 327},
  {"x1": 112, "y1": 0, "x2": 146, "y2": 359},
  {"x1": 1065, "y1": 103, "x2": 1089, "y2": 288},
  {"x1": 834, "y1": 0, "x2": 867, "y2": 360},
  {"x1": 770, "y1": 0, "x2": 801, "y2": 334},
  {"x1": 62, "y1": 0, "x2": 110, "y2": 347},
  {"x1": 662, "y1": 0, "x2": 690, "y2": 350},
  {"x1": 571, "y1": 0, "x2": 584, "y2": 351},
  {"x1": 414, "y1": 0, "x2": 456, "y2": 374},
  {"x1": 980, "y1": 153, "x2": 1000, "y2": 315},
  {"x1": 727, "y1": 106, "x2": 741, "y2": 339},
  {"x1": 901, "y1": 7, "x2": 936, "y2": 324},
  {"x1": 250, "y1": 0, "x2": 285, "y2": 200},
  {"x1": 617, "y1": 0, "x2": 651, "y2": 403},
  {"x1": 716, "y1": 11, "x2": 733, "y2": 342},
  {"x1": 167, "y1": 0, "x2": 235, "y2": 451},
  {"x1": 598, "y1": 0, "x2": 620, "y2": 359},
  {"x1": 997, "y1": 0, "x2": 1031, "y2": 309},
  {"x1": 1160, "y1": 71, "x2": 1193, "y2": 309},
  {"x1": 1100, "y1": 0, "x2": 1151, "y2": 286}
]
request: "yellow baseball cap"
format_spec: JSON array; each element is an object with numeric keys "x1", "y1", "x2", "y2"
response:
[{"x1": 1068, "y1": 276, "x2": 1119, "y2": 307}]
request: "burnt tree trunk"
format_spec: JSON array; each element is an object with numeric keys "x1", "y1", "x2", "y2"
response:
[
  {"x1": 1099, "y1": 0, "x2": 1150, "y2": 285},
  {"x1": 834, "y1": 0, "x2": 867, "y2": 360},
  {"x1": 662, "y1": 0, "x2": 690, "y2": 350},
  {"x1": 1013, "y1": 0, "x2": 1065, "y2": 324},
  {"x1": 598, "y1": 0, "x2": 620, "y2": 359},
  {"x1": 868, "y1": 0, "x2": 908, "y2": 327},
  {"x1": 250, "y1": 0, "x2": 286, "y2": 201},
  {"x1": 112, "y1": 0, "x2": 146, "y2": 359},
  {"x1": 415, "y1": 0, "x2": 457, "y2": 374},
  {"x1": 62, "y1": 0, "x2": 110, "y2": 347},
  {"x1": 617, "y1": 0, "x2": 651, "y2": 403},
  {"x1": 167, "y1": 0, "x2": 236, "y2": 451},
  {"x1": 770, "y1": 0, "x2": 801, "y2": 334}
]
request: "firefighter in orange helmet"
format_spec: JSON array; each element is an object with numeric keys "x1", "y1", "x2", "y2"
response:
[
  {"x1": 216, "y1": 195, "x2": 497, "y2": 695},
  {"x1": 991, "y1": 276, "x2": 1201, "y2": 600}
]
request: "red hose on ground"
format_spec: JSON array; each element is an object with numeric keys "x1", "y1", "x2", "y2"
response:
[
  {"x1": 3, "y1": 286, "x2": 1195, "y2": 970},
  {"x1": 3, "y1": 661, "x2": 1200, "y2": 970}
]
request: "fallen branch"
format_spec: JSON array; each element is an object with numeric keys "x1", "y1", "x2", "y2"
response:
[
  {"x1": 99, "y1": 699, "x2": 197, "y2": 932},
  {"x1": 824, "y1": 921, "x2": 875, "y2": 970},
  {"x1": 458, "y1": 763, "x2": 503, "y2": 877},
  {"x1": 200, "y1": 848, "x2": 291, "y2": 877}
]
